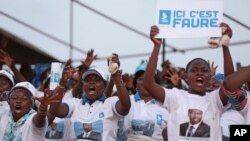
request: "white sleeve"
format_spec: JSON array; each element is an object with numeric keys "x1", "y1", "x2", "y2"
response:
[
  {"x1": 107, "y1": 96, "x2": 123, "y2": 118},
  {"x1": 211, "y1": 89, "x2": 228, "y2": 113},
  {"x1": 63, "y1": 98, "x2": 78, "y2": 118},
  {"x1": 163, "y1": 88, "x2": 180, "y2": 113},
  {"x1": 30, "y1": 113, "x2": 48, "y2": 135}
]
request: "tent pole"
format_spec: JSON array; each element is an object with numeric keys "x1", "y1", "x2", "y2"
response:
[{"x1": 69, "y1": 0, "x2": 74, "y2": 58}]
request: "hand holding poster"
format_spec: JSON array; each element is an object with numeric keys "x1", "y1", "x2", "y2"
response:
[{"x1": 155, "y1": 0, "x2": 223, "y2": 38}]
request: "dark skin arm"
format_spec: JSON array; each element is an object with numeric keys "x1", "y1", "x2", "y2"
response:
[
  {"x1": 221, "y1": 22, "x2": 234, "y2": 77},
  {"x1": 72, "y1": 49, "x2": 97, "y2": 98},
  {"x1": 143, "y1": 25, "x2": 165, "y2": 103},
  {"x1": 0, "y1": 49, "x2": 27, "y2": 82},
  {"x1": 47, "y1": 86, "x2": 68, "y2": 118},
  {"x1": 218, "y1": 23, "x2": 234, "y2": 105},
  {"x1": 32, "y1": 87, "x2": 66, "y2": 128},
  {"x1": 47, "y1": 64, "x2": 75, "y2": 118},
  {"x1": 104, "y1": 53, "x2": 121, "y2": 97},
  {"x1": 113, "y1": 70, "x2": 131, "y2": 115},
  {"x1": 109, "y1": 53, "x2": 131, "y2": 115},
  {"x1": 32, "y1": 103, "x2": 48, "y2": 128},
  {"x1": 223, "y1": 66, "x2": 250, "y2": 92}
]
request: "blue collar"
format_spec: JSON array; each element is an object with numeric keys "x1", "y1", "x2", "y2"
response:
[
  {"x1": 134, "y1": 92, "x2": 141, "y2": 102},
  {"x1": 134, "y1": 92, "x2": 156, "y2": 104},
  {"x1": 82, "y1": 95, "x2": 106, "y2": 105}
]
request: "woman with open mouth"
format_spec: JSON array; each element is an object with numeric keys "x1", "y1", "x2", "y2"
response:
[
  {"x1": 143, "y1": 23, "x2": 247, "y2": 141},
  {"x1": 0, "y1": 81, "x2": 64, "y2": 141},
  {"x1": 49, "y1": 54, "x2": 131, "y2": 141}
]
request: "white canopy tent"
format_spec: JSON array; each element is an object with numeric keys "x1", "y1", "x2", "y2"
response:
[{"x1": 0, "y1": 0, "x2": 249, "y2": 74}]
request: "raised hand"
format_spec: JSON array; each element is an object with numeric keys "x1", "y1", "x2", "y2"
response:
[
  {"x1": 61, "y1": 59, "x2": 79, "y2": 86},
  {"x1": 165, "y1": 68, "x2": 181, "y2": 87},
  {"x1": 82, "y1": 49, "x2": 97, "y2": 68},
  {"x1": 150, "y1": 25, "x2": 162, "y2": 47},
  {"x1": 220, "y1": 23, "x2": 232, "y2": 48},
  {"x1": 220, "y1": 22, "x2": 232, "y2": 38},
  {"x1": 0, "y1": 49, "x2": 14, "y2": 67},
  {"x1": 107, "y1": 53, "x2": 120, "y2": 74},
  {"x1": 208, "y1": 60, "x2": 217, "y2": 76},
  {"x1": 32, "y1": 86, "x2": 66, "y2": 106},
  {"x1": 208, "y1": 22, "x2": 232, "y2": 48}
]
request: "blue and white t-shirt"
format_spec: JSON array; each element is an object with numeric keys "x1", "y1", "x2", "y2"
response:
[
  {"x1": 0, "y1": 109, "x2": 48, "y2": 141},
  {"x1": 64, "y1": 96, "x2": 122, "y2": 141},
  {"x1": 121, "y1": 92, "x2": 168, "y2": 141}
]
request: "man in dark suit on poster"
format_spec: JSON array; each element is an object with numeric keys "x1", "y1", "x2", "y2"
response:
[
  {"x1": 179, "y1": 109, "x2": 210, "y2": 138},
  {"x1": 45, "y1": 122, "x2": 63, "y2": 139},
  {"x1": 77, "y1": 123, "x2": 102, "y2": 141}
]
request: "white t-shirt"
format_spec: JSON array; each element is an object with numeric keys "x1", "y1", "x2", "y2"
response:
[
  {"x1": 163, "y1": 88, "x2": 226, "y2": 141},
  {"x1": 240, "y1": 91, "x2": 250, "y2": 124},
  {"x1": 0, "y1": 109, "x2": 48, "y2": 141},
  {"x1": 122, "y1": 93, "x2": 168, "y2": 141},
  {"x1": 0, "y1": 101, "x2": 9, "y2": 116},
  {"x1": 64, "y1": 96, "x2": 122, "y2": 141},
  {"x1": 220, "y1": 109, "x2": 245, "y2": 137}
]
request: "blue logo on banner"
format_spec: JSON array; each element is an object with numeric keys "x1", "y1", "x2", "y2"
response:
[
  {"x1": 158, "y1": 10, "x2": 219, "y2": 28},
  {"x1": 51, "y1": 73, "x2": 60, "y2": 83},
  {"x1": 159, "y1": 10, "x2": 171, "y2": 25}
]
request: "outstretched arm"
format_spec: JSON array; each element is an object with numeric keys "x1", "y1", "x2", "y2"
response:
[
  {"x1": 219, "y1": 23, "x2": 235, "y2": 105},
  {"x1": 109, "y1": 53, "x2": 131, "y2": 115},
  {"x1": 223, "y1": 66, "x2": 250, "y2": 92},
  {"x1": 221, "y1": 66, "x2": 250, "y2": 110},
  {"x1": 32, "y1": 86, "x2": 66, "y2": 128},
  {"x1": 114, "y1": 70, "x2": 131, "y2": 115},
  {"x1": 221, "y1": 22, "x2": 234, "y2": 77},
  {"x1": 72, "y1": 49, "x2": 97, "y2": 98},
  {"x1": 0, "y1": 49, "x2": 26, "y2": 82},
  {"x1": 143, "y1": 25, "x2": 165, "y2": 103}
]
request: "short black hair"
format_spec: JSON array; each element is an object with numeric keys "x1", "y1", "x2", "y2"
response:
[
  {"x1": 133, "y1": 70, "x2": 159, "y2": 89},
  {"x1": 185, "y1": 58, "x2": 210, "y2": 72}
]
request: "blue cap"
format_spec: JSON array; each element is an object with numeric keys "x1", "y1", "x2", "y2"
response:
[
  {"x1": 212, "y1": 73, "x2": 224, "y2": 83},
  {"x1": 134, "y1": 62, "x2": 147, "y2": 75},
  {"x1": 34, "y1": 63, "x2": 51, "y2": 75}
]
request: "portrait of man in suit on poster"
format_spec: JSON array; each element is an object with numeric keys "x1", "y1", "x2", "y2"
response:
[
  {"x1": 77, "y1": 123, "x2": 102, "y2": 141},
  {"x1": 45, "y1": 122, "x2": 63, "y2": 139},
  {"x1": 179, "y1": 108, "x2": 210, "y2": 138}
]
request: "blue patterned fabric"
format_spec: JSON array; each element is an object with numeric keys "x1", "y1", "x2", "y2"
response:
[{"x1": 3, "y1": 109, "x2": 35, "y2": 141}]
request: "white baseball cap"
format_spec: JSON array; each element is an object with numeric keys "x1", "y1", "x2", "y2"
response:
[
  {"x1": 82, "y1": 66, "x2": 108, "y2": 81},
  {"x1": 0, "y1": 70, "x2": 14, "y2": 86},
  {"x1": 11, "y1": 82, "x2": 36, "y2": 96}
]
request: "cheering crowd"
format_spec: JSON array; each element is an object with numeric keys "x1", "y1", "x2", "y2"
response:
[{"x1": 0, "y1": 23, "x2": 249, "y2": 141}]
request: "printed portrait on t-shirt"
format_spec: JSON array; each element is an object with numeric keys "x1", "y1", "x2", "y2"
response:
[
  {"x1": 45, "y1": 121, "x2": 64, "y2": 139},
  {"x1": 74, "y1": 120, "x2": 102, "y2": 141},
  {"x1": 179, "y1": 108, "x2": 210, "y2": 139},
  {"x1": 131, "y1": 119, "x2": 155, "y2": 137},
  {"x1": 117, "y1": 119, "x2": 126, "y2": 141}
]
